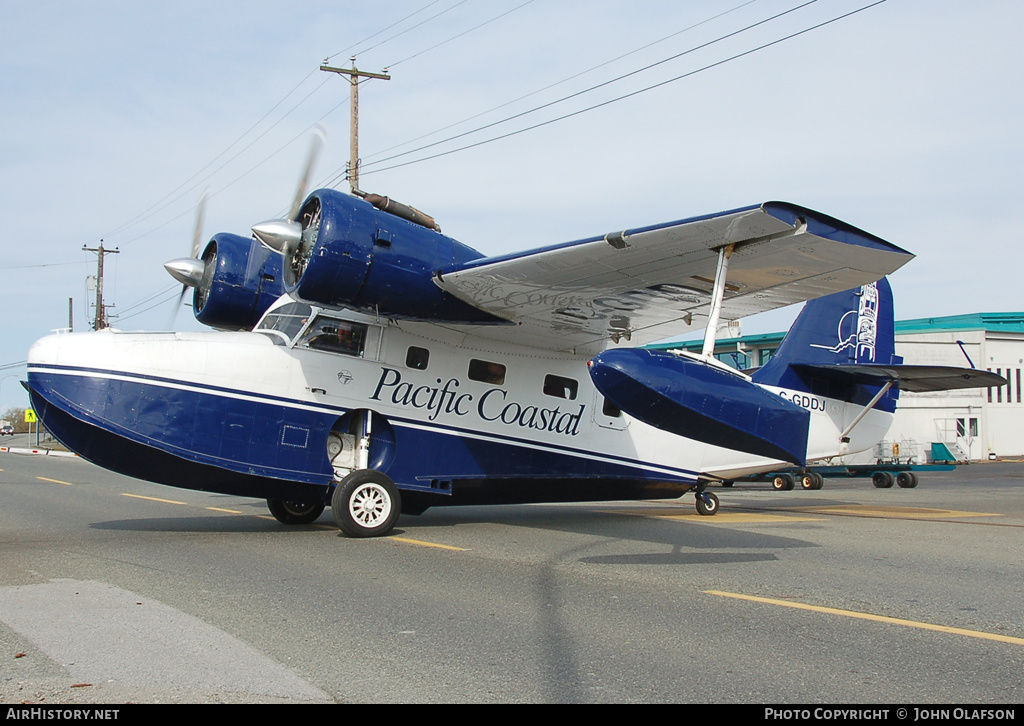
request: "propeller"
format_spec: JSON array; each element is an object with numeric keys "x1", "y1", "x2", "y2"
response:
[
  {"x1": 163, "y1": 126, "x2": 325, "y2": 325},
  {"x1": 252, "y1": 126, "x2": 325, "y2": 260},
  {"x1": 164, "y1": 190, "x2": 210, "y2": 326}
]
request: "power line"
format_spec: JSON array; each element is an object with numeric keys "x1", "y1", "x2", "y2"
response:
[
  {"x1": 361, "y1": 0, "x2": 761, "y2": 165},
  {"x1": 117, "y1": 287, "x2": 182, "y2": 324},
  {"x1": 327, "y1": 0, "x2": 472, "y2": 61},
  {"x1": 360, "y1": 0, "x2": 887, "y2": 177},
  {"x1": 2, "y1": 260, "x2": 87, "y2": 271},
  {"x1": 117, "y1": 283, "x2": 179, "y2": 317},
  {"x1": 102, "y1": 70, "x2": 322, "y2": 243},
  {"x1": 115, "y1": 75, "x2": 335, "y2": 248},
  {"x1": 359, "y1": 0, "x2": 819, "y2": 174},
  {"x1": 384, "y1": 0, "x2": 537, "y2": 69}
]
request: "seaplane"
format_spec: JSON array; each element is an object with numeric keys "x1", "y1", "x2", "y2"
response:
[{"x1": 24, "y1": 169, "x2": 1004, "y2": 537}]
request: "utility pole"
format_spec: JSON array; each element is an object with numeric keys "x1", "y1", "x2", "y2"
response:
[
  {"x1": 320, "y1": 58, "x2": 390, "y2": 193},
  {"x1": 82, "y1": 241, "x2": 119, "y2": 330}
]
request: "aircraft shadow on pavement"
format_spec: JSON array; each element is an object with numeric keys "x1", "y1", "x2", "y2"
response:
[{"x1": 405, "y1": 503, "x2": 820, "y2": 564}]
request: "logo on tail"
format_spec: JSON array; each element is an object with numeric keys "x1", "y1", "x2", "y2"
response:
[{"x1": 810, "y1": 282, "x2": 878, "y2": 362}]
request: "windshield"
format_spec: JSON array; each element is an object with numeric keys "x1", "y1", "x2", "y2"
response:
[{"x1": 255, "y1": 302, "x2": 313, "y2": 343}]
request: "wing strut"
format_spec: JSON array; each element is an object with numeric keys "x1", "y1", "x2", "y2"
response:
[
  {"x1": 838, "y1": 380, "x2": 895, "y2": 455},
  {"x1": 700, "y1": 244, "x2": 735, "y2": 360}
]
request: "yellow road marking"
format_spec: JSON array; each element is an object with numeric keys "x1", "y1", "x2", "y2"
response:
[
  {"x1": 607, "y1": 508, "x2": 823, "y2": 524},
  {"x1": 656, "y1": 511, "x2": 823, "y2": 523},
  {"x1": 390, "y1": 536, "x2": 466, "y2": 551},
  {"x1": 36, "y1": 476, "x2": 73, "y2": 486},
  {"x1": 206, "y1": 507, "x2": 243, "y2": 514},
  {"x1": 705, "y1": 590, "x2": 1024, "y2": 646},
  {"x1": 796, "y1": 505, "x2": 1000, "y2": 520},
  {"x1": 120, "y1": 493, "x2": 188, "y2": 506}
]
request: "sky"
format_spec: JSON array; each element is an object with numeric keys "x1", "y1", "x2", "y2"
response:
[{"x1": 2, "y1": 0, "x2": 1022, "y2": 413}]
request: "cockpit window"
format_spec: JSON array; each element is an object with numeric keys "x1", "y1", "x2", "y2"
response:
[
  {"x1": 256, "y1": 302, "x2": 313, "y2": 342},
  {"x1": 300, "y1": 315, "x2": 368, "y2": 356}
]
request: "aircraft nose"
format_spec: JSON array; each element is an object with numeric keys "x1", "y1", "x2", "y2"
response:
[{"x1": 27, "y1": 331, "x2": 63, "y2": 366}]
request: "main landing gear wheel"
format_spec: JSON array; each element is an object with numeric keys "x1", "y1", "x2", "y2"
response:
[
  {"x1": 696, "y1": 491, "x2": 719, "y2": 516},
  {"x1": 266, "y1": 499, "x2": 326, "y2": 525},
  {"x1": 332, "y1": 469, "x2": 401, "y2": 538},
  {"x1": 801, "y1": 472, "x2": 824, "y2": 490},
  {"x1": 772, "y1": 474, "x2": 795, "y2": 491}
]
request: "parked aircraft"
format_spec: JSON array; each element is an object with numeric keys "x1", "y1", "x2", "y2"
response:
[{"x1": 24, "y1": 188, "x2": 1004, "y2": 536}]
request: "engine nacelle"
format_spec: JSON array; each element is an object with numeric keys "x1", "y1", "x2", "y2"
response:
[
  {"x1": 191, "y1": 233, "x2": 284, "y2": 331},
  {"x1": 280, "y1": 189, "x2": 501, "y2": 323}
]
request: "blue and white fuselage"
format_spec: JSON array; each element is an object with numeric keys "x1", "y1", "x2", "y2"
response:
[
  {"x1": 26, "y1": 294, "x2": 892, "y2": 508},
  {"x1": 25, "y1": 191, "x2": 1001, "y2": 536}
]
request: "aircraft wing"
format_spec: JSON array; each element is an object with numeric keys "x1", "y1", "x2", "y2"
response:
[{"x1": 433, "y1": 202, "x2": 913, "y2": 355}]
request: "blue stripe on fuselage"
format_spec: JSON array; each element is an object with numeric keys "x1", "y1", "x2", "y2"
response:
[{"x1": 26, "y1": 364, "x2": 699, "y2": 494}]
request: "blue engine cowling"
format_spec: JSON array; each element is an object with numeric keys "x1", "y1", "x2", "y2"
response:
[
  {"x1": 285, "y1": 189, "x2": 503, "y2": 323},
  {"x1": 192, "y1": 233, "x2": 284, "y2": 331}
]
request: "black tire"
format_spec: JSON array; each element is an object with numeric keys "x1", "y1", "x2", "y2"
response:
[
  {"x1": 800, "y1": 474, "x2": 816, "y2": 490},
  {"x1": 872, "y1": 471, "x2": 895, "y2": 489},
  {"x1": 721, "y1": 480, "x2": 734, "y2": 488},
  {"x1": 696, "y1": 491, "x2": 719, "y2": 516},
  {"x1": 267, "y1": 499, "x2": 326, "y2": 525},
  {"x1": 896, "y1": 471, "x2": 919, "y2": 489},
  {"x1": 772, "y1": 474, "x2": 795, "y2": 491},
  {"x1": 812, "y1": 472, "x2": 825, "y2": 490},
  {"x1": 332, "y1": 469, "x2": 401, "y2": 538}
]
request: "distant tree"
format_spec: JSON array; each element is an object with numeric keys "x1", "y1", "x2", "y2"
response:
[{"x1": 2, "y1": 407, "x2": 28, "y2": 433}]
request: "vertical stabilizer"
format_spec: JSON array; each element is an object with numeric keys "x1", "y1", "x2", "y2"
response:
[{"x1": 752, "y1": 277, "x2": 901, "y2": 411}]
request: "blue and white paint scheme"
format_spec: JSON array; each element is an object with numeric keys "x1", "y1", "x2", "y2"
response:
[{"x1": 24, "y1": 189, "x2": 1004, "y2": 536}]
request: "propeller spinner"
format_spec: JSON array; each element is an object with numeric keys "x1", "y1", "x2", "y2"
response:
[
  {"x1": 252, "y1": 127, "x2": 325, "y2": 285},
  {"x1": 164, "y1": 190, "x2": 210, "y2": 326}
]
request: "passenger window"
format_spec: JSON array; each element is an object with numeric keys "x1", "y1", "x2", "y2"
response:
[
  {"x1": 602, "y1": 398, "x2": 622, "y2": 418},
  {"x1": 407, "y1": 346, "x2": 430, "y2": 370},
  {"x1": 543, "y1": 374, "x2": 578, "y2": 400},
  {"x1": 469, "y1": 359, "x2": 506, "y2": 385},
  {"x1": 300, "y1": 316, "x2": 368, "y2": 356}
]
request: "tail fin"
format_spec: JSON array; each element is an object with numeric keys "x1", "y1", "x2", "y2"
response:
[{"x1": 752, "y1": 277, "x2": 901, "y2": 411}]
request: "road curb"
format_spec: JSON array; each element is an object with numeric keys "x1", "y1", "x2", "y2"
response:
[{"x1": 0, "y1": 446, "x2": 78, "y2": 458}]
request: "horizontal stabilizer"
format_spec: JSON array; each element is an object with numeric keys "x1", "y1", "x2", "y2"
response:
[
  {"x1": 791, "y1": 364, "x2": 1007, "y2": 393},
  {"x1": 589, "y1": 349, "x2": 809, "y2": 465}
]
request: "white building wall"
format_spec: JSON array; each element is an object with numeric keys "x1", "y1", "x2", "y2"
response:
[
  {"x1": 979, "y1": 333, "x2": 1024, "y2": 458},
  {"x1": 880, "y1": 330, "x2": 1024, "y2": 461}
]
